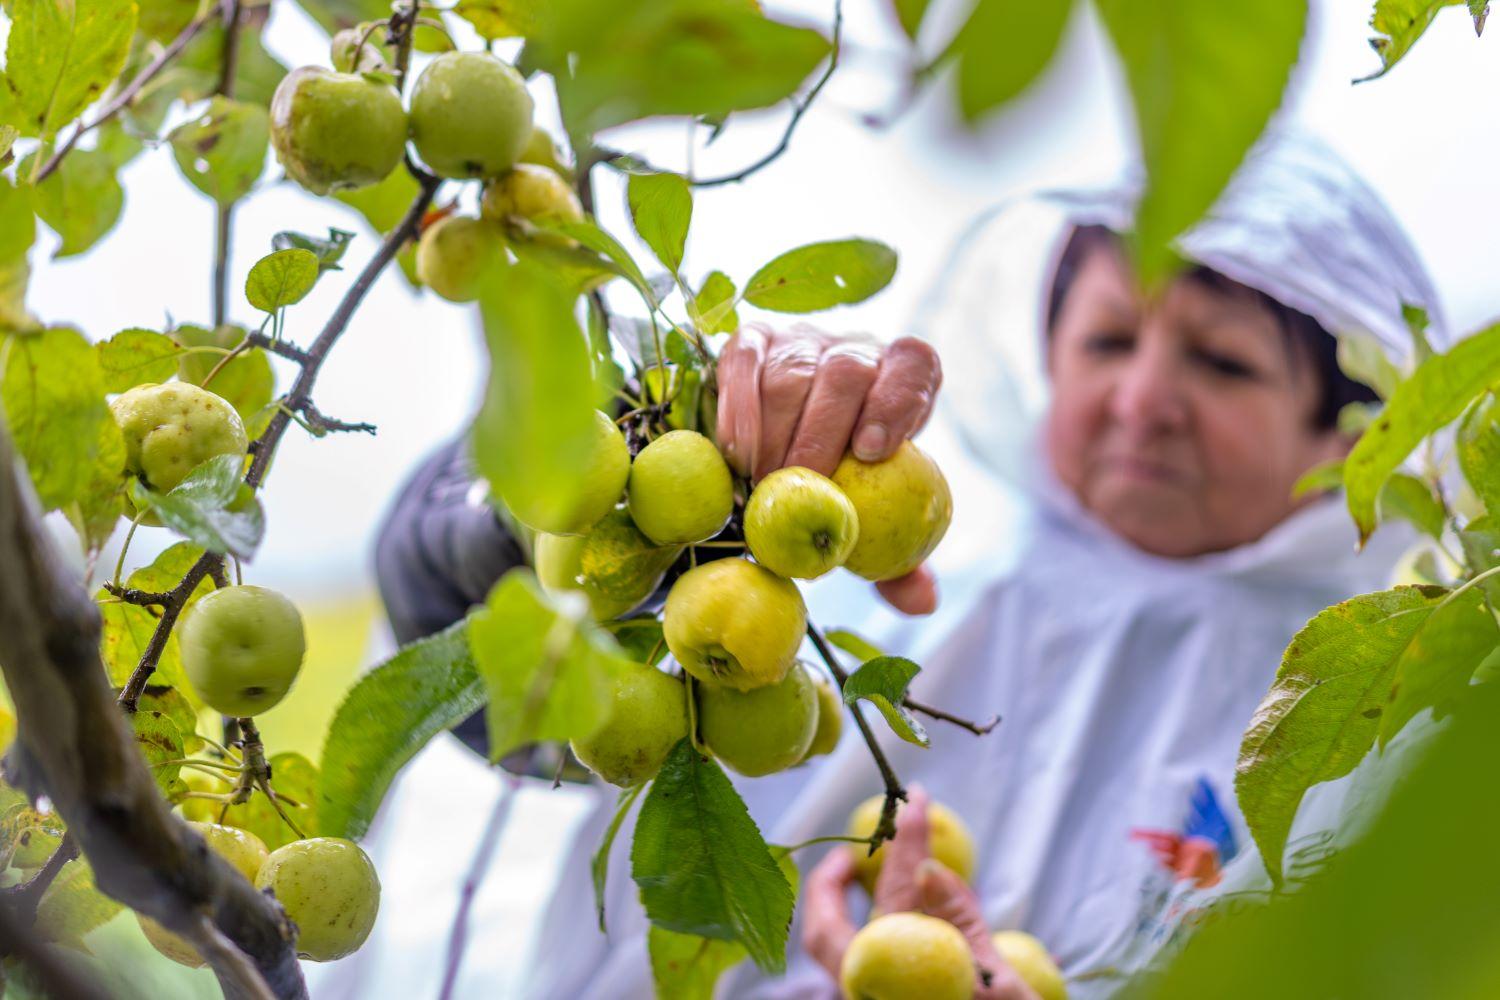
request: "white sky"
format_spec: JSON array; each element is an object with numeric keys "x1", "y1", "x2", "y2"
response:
[{"x1": 25, "y1": 0, "x2": 1500, "y2": 594}]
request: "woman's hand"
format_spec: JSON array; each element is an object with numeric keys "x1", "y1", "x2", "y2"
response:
[
  {"x1": 715, "y1": 323, "x2": 944, "y2": 614},
  {"x1": 802, "y1": 788, "x2": 1040, "y2": 1000}
]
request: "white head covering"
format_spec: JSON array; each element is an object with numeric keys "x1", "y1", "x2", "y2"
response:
[{"x1": 922, "y1": 129, "x2": 1446, "y2": 488}]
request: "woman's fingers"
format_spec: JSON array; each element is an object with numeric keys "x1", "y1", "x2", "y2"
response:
[
  {"x1": 874, "y1": 565, "x2": 938, "y2": 616},
  {"x1": 715, "y1": 324, "x2": 770, "y2": 477},
  {"x1": 852, "y1": 337, "x2": 943, "y2": 462},
  {"x1": 783, "y1": 341, "x2": 883, "y2": 478},
  {"x1": 871, "y1": 786, "x2": 929, "y2": 916},
  {"x1": 917, "y1": 861, "x2": 1038, "y2": 1000},
  {"x1": 802, "y1": 846, "x2": 860, "y2": 981}
]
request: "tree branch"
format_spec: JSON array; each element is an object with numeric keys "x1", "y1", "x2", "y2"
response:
[
  {"x1": 0, "y1": 425, "x2": 306, "y2": 999},
  {"x1": 0, "y1": 834, "x2": 79, "y2": 926},
  {"x1": 32, "y1": 2, "x2": 222, "y2": 184},
  {"x1": 211, "y1": 0, "x2": 245, "y2": 328},
  {"x1": 118, "y1": 554, "x2": 220, "y2": 711},
  {"x1": 0, "y1": 896, "x2": 113, "y2": 999},
  {"x1": 904, "y1": 697, "x2": 1000, "y2": 736}
]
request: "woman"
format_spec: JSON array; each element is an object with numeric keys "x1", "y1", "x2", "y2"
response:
[{"x1": 371, "y1": 133, "x2": 1443, "y2": 998}]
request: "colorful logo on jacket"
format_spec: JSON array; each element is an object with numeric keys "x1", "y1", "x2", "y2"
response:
[{"x1": 1131, "y1": 777, "x2": 1238, "y2": 888}]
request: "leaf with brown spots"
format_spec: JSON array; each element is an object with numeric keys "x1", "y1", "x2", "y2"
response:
[{"x1": 4, "y1": 0, "x2": 137, "y2": 138}]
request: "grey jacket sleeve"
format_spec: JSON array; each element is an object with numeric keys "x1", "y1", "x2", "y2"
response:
[{"x1": 373, "y1": 438, "x2": 527, "y2": 647}]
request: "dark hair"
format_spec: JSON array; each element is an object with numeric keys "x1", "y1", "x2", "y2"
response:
[{"x1": 1045, "y1": 225, "x2": 1378, "y2": 430}]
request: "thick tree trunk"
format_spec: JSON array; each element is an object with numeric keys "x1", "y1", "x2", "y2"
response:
[{"x1": 0, "y1": 425, "x2": 307, "y2": 999}]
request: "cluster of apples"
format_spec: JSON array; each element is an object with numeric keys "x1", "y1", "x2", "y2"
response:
[
  {"x1": 270, "y1": 35, "x2": 578, "y2": 303},
  {"x1": 137, "y1": 822, "x2": 379, "y2": 966},
  {"x1": 508, "y1": 408, "x2": 953, "y2": 786}
]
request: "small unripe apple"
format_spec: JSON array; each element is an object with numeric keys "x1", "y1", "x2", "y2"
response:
[
  {"x1": 991, "y1": 931, "x2": 1068, "y2": 1000},
  {"x1": 663, "y1": 558, "x2": 806, "y2": 691},
  {"x1": 503, "y1": 409, "x2": 630, "y2": 535},
  {"x1": 745, "y1": 466, "x2": 859, "y2": 579},
  {"x1": 110, "y1": 382, "x2": 248, "y2": 493},
  {"x1": 570, "y1": 662, "x2": 687, "y2": 786},
  {"x1": 139, "y1": 823, "x2": 271, "y2": 967},
  {"x1": 697, "y1": 661, "x2": 818, "y2": 777},
  {"x1": 840, "y1": 912, "x2": 974, "y2": 1000},
  {"x1": 518, "y1": 126, "x2": 573, "y2": 178},
  {"x1": 179, "y1": 585, "x2": 306, "y2": 718},
  {"x1": 330, "y1": 25, "x2": 391, "y2": 73},
  {"x1": 626, "y1": 430, "x2": 734, "y2": 545},
  {"x1": 256, "y1": 837, "x2": 380, "y2": 962},
  {"x1": 480, "y1": 164, "x2": 584, "y2": 246},
  {"x1": 270, "y1": 67, "x2": 407, "y2": 195},
  {"x1": 799, "y1": 668, "x2": 843, "y2": 761},
  {"x1": 408, "y1": 52, "x2": 533, "y2": 179},
  {"x1": 534, "y1": 505, "x2": 681, "y2": 620},
  {"x1": 415, "y1": 215, "x2": 506, "y2": 303},
  {"x1": 846, "y1": 794, "x2": 976, "y2": 893},
  {"x1": 832, "y1": 441, "x2": 953, "y2": 581}
]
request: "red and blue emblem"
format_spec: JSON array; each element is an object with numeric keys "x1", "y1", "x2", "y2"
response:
[{"x1": 1131, "y1": 777, "x2": 1237, "y2": 888}]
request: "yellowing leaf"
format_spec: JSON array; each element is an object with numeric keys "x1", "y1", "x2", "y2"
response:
[{"x1": 3, "y1": 0, "x2": 137, "y2": 138}]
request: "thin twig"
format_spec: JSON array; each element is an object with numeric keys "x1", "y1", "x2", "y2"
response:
[
  {"x1": 297, "y1": 400, "x2": 377, "y2": 437},
  {"x1": 211, "y1": 0, "x2": 245, "y2": 327},
  {"x1": 904, "y1": 697, "x2": 1000, "y2": 736},
  {"x1": 246, "y1": 331, "x2": 313, "y2": 366},
  {"x1": 102, "y1": 582, "x2": 174, "y2": 605},
  {"x1": 437, "y1": 774, "x2": 521, "y2": 1000},
  {"x1": 32, "y1": 3, "x2": 221, "y2": 184},
  {"x1": 190, "y1": 913, "x2": 278, "y2": 1000},
  {"x1": 0, "y1": 835, "x2": 79, "y2": 924},
  {"x1": 119, "y1": 554, "x2": 222, "y2": 710}
]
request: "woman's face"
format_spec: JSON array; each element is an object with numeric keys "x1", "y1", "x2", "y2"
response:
[{"x1": 1044, "y1": 241, "x2": 1353, "y2": 558}]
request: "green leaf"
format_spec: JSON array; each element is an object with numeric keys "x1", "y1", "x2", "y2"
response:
[
  {"x1": 1292, "y1": 459, "x2": 1344, "y2": 499},
  {"x1": 98, "y1": 543, "x2": 210, "y2": 709},
  {"x1": 471, "y1": 258, "x2": 602, "y2": 535},
  {"x1": 1378, "y1": 473, "x2": 1446, "y2": 540},
  {"x1": 272, "y1": 227, "x2": 355, "y2": 273},
  {"x1": 1402, "y1": 303, "x2": 1434, "y2": 363},
  {"x1": 469, "y1": 570, "x2": 625, "y2": 761},
  {"x1": 543, "y1": 218, "x2": 658, "y2": 308},
  {"x1": 841, "y1": 656, "x2": 929, "y2": 747},
  {"x1": 168, "y1": 96, "x2": 270, "y2": 205},
  {"x1": 688, "y1": 271, "x2": 739, "y2": 336},
  {"x1": 1235, "y1": 586, "x2": 1446, "y2": 885},
  {"x1": 887, "y1": 0, "x2": 931, "y2": 38},
  {"x1": 824, "y1": 628, "x2": 885, "y2": 664},
  {"x1": 219, "y1": 752, "x2": 319, "y2": 850},
  {"x1": 172, "y1": 323, "x2": 276, "y2": 423},
  {"x1": 175, "y1": 22, "x2": 289, "y2": 108},
  {"x1": 949, "y1": 0, "x2": 1073, "y2": 121},
  {"x1": 632, "y1": 739, "x2": 793, "y2": 972},
  {"x1": 137, "y1": 684, "x2": 204, "y2": 754},
  {"x1": 1, "y1": 326, "x2": 110, "y2": 510},
  {"x1": 0, "y1": 125, "x2": 17, "y2": 165},
  {"x1": 743, "y1": 239, "x2": 897, "y2": 313},
  {"x1": 64, "y1": 412, "x2": 126, "y2": 553},
  {"x1": 34, "y1": 859, "x2": 122, "y2": 949},
  {"x1": 628, "y1": 172, "x2": 692, "y2": 276},
  {"x1": 3, "y1": 0, "x2": 137, "y2": 137},
  {"x1": 592, "y1": 782, "x2": 645, "y2": 933},
  {"x1": 1345, "y1": 322, "x2": 1500, "y2": 544},
  {"x1": 649, "y1": 925, "x2": 748, "y2": 1000},
  {"x1": 24, "y1": 145, "x2": 125, "y2": 257},
  {"x1": 290, "y1": 0, "x2": 397, "y2": 34},
  {"x1": 452, "y1": 0, "x2": 538, "y2": 39},
  {"x1": 1359, "y1": 0, "x2": 1465, "y2": 82},
  {"x1": 318, "y1": 621, "x2": 486, "y2": 840},
  {"x1": 1380, "y1": 585, "x2": 1498, "y2": 745},
  {"x1": 608, "y1": 616, "x2": 669, "y2": 666},
  {"x1": 1458, "y1": 393, "x2": 1500, "y2": 515},
  {"x1": 129, "y1": 453, "x2": 265, "y2": 560},
  {"x1": 1336, "y1": 330, "x2": 1401, "y2": 400},
  {"x1": 96, "y1": 327, "x2": 180, "y2": 392},
  {"x1": 245, "y1": 248, "x2": 320, "y2": 312},
  {"x1": 0, "y1": 176, "x2": 37, "y2": 263},
  {"x1": 132, "y1": 707, "x2": 188, "y2": 799},
  {"x1": 534, "y1": 0, "x2": 831, "y2": 134},
  {"x1": 135, "y1": 0, "x2": 198, "y2": 42},
  {"x1": 1095, "y1": 0, "x2": 1305, "y2": 288},
  {"x1": 334, "y1": 166, "x2": 421, "y2": 285}
]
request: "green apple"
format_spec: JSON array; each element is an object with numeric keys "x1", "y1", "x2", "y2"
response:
[
  {"x1": 840, "y1": 912, "x2": 974, "y2": 1000},
  {"x1": 504, "y1": 409, "x2": 630, "y2": 535},
  {"x1": 570, "y1": 662, "x2": 687, "y2": 786},
  {"x1": 480, "y1": 164, "x2": 585, "y2": 246},
  {"x1": 799, "y1": 668, "x2": 843, "y2": 761},
  {"x1": 415, "y1": 215, "x2": 506, "y2": 303},
  {"x1": 408, "y1": 52, "x2": 533, "y2": 179},
  {"x1": 744, "y1": 466, "x2": 859, "y2": 579},
  {"x1": 256, "y1": 837, "x2": 379, "y2": 962},
  {"x1": 330, "y1": 25, "x2": 392, "y2": 73},
  {"x1": 832, "y1": 441, "x2": 953, "y2": 581},
  {"x1": 627, "y1": 430, "x2": 734, "y2": 545},
  {"x1": 270, "y1": 67, "x2": 407, "y2": 195},
  {"x1": 697, "y1": 661, "x2": 818, "y2": 777},
  {"x1": 179, "y1": 585, "x2": 306, "y2": 718},
  {"x1": 139, "y1": 823, "x2": 270, "y2": 967},
  {"x1": 519, "y1": 126, "x2": 573, "y2": 179},
  {"x1": 535, "y1": 506, "x2": 681, "y2": 620},
  {"x1": 846, "y1": 794, "x2": 976, "y2": 894},
  {"x1": 110, "y1": 382, "x2": 248, "y2": 493},
  {"x1": 991, "y1": 931, "x2": 1068, "y2": 1000},
  {"x1": 663, "y1": 558, "x2": 806, "y2": 691}
]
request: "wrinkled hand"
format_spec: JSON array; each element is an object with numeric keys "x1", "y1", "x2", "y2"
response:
[
  {"x1": 802, "y1": 787, "x2": 1039, "y2": 1000},
  {"x1": 716, "y1": 323, "x2": 944, "y2": 615}
]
